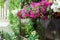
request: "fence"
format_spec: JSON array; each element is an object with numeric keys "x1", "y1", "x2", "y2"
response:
[
  {"x1": 0, "y1": 0, "x2": 9, "y2": 28},
  {"x1": 0, "y1": 0, "x2": 9, "y2": 21}
]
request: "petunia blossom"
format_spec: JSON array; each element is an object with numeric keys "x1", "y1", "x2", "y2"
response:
[
  {"x1": 21, "y1": 9, "x2": 27, "y2": 14},
  {"x1": 30, "y1": 10, "x2": 36, "y2": 19},
  {"x1": 30, "y1": 2, "x2": 40, "y2": 8},
  {"x1": 41, "y1": 0, "x2": 46, "y2": 1},
  {"x1": 44, "y1": 15, "x2": 48, "y2": 20},
  {"x1": 17, "y1": 11, "x2": 22, "y2": 18},
  {"x1": 17, "y1": 0, "x2": 53, "y2": 19}
]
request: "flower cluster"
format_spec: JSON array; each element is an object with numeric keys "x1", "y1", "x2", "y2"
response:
[
  {"x1": 17, "y1": 0, "x2": 53, "y2": 19},
  {"x1": 51, "y1": 0, "x2": 60, "y2": 12}
]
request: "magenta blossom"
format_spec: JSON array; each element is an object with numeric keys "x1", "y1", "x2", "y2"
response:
[
  {"x1": 26, "y1": 14, "x2": 30, "y2": 17},
  {"x1": 17, "y1": 11, "x2": 21, "y2": 18},
  {"x1": 30, "y1": 10, "x2": 36, "y2": 19},
  {"x1": 17, "y1": 9, "x2": 28, "y2": 18},
  {"x1": 21, "y1": 9, "x2": 27, "y2": 18},
  {"x1": 36, "y1": 8, "x2": 40, "y2": 13},
  {"x1": 30, "y1": 2, "x2": 40, "y2": 8},
  {"x1": 44, "y1": 15, "x2": 48, "y2": 20},
  {"x1": 17, "y1": 0, "x2": 53, "y2": 19},
  {"x1": 21, "y1": 9, "x2": 27, "y2": 14},
  {"x1": 41, "y1": 0, "x2": 46, "y2": 1},
  {"x1": 30, "y1": 1, "x2": 52, "y2": 8},
  {"x1": 37, "y1": 13, "x2": 41, "y2": 17},
  {"x1": 40, "y1": 8, "x2": 46, "y2": 13},
  {"x1": 40, "y1": 1, "x2": 49, "y2": 7}
]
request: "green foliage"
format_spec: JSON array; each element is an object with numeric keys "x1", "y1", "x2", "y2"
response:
[
  {"x1": 3, "y1": 32, "x2": 18, "y2": 40},
  {"x1": 9, "y1": 0, "x2": 21, "y2": 10},
  {"x1": 9, "y1": 13, "x2": 19, "y2": 35},
  {"x1": 9, "y1": 12, "x2": 20, "y2": 40},
  {"x1": 8, "y1": 0, "x2": 41, "y2": 10},
  {"x1": 0, "y1": 0, "x2": 5, "y2": 7},
  {"x1": 4, "y1": 32, "x2": 12, "y2": 40},
  {"x1": 21, "y1": 19, "x2": 40, "y2": 40},
  {"x1": 24, "y1": 19, "x2": 34, "y2": 35},
  {"x1": 36, "y1": 19, "x2": 45, "y2": 40},
  {"x1": 8, "y1": 0, "x2": 21, "y2": 40},
  {"x1": 21, "y1": 0, "x2": 41, "y2": 4},
  {"x1": 21, "y1": 19, "x2": 34, "y2": 36},
  {"x1": 28, "y1": 31, "x2": 39, "y2": 40}
]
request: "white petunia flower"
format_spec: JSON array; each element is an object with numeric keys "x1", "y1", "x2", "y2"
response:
[{"x1": 51, "y1": 0, "x2": 60, "y2": 12}]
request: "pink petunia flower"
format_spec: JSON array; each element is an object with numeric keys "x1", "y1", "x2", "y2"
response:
[
  {"x1": 44, "y1": 15, "x2": 48, "y2": 20},
  {"x1": 21, "y1": 9, "x2": 27, "y2": 14},
  {"x1": 17, "y1": 11, "x2": 22, "y2": 18},
  {"x1": 17, "y1": 9, "x2": 28, "y2": 18},
  {"x1": 41, "y1": 0, "x2": 46, "y2": 1},
  {"x1": 30, "y1": 2, "x2": 40, "y2": 8},
  {"x1": 37, "y1": 13, "x2": 41, "y2": 17},
  {"x1": 30, "y1": 10, "x2": 36, "y2": 19},
  {"x1": 21, "y1": 9, "x2": 27, "y2": 18}
]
